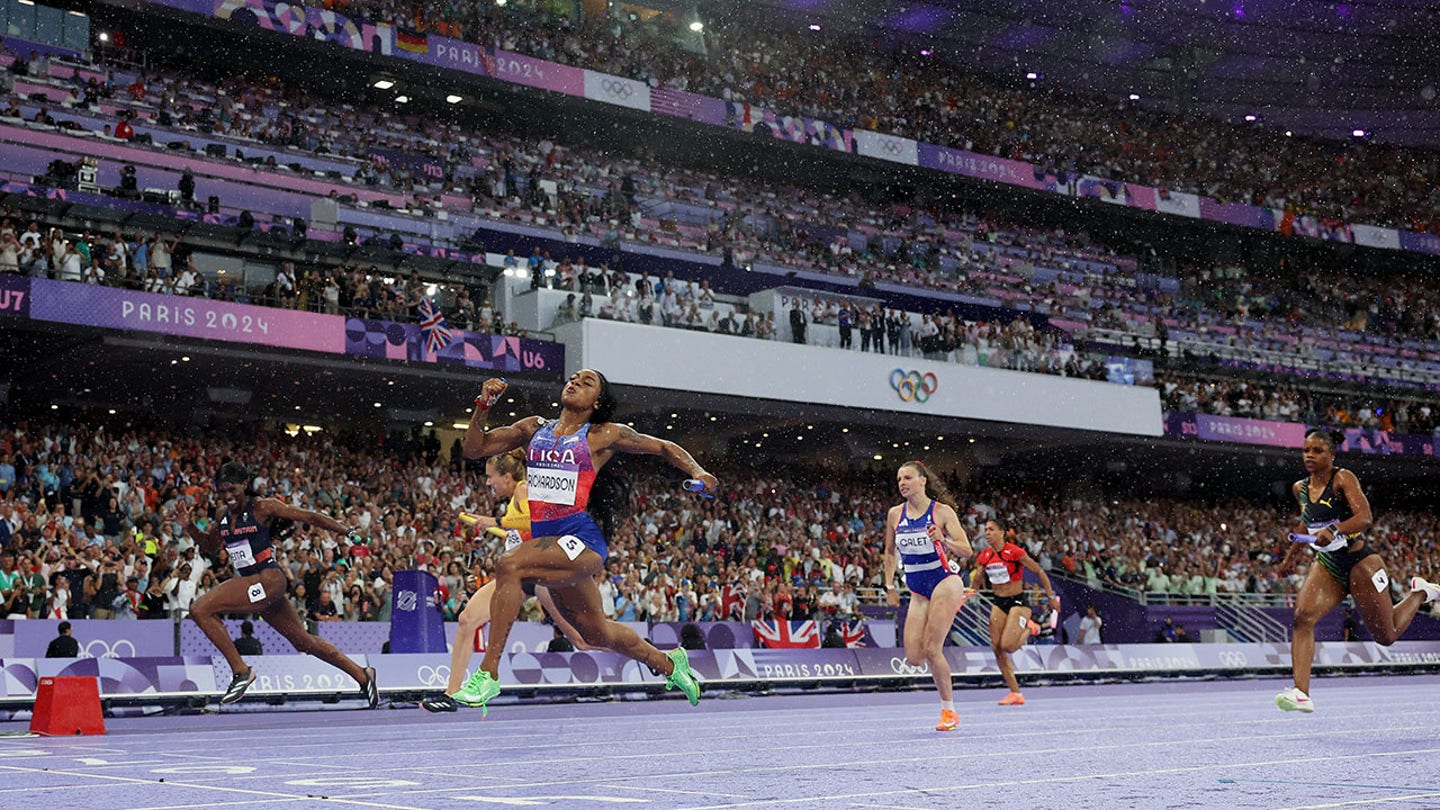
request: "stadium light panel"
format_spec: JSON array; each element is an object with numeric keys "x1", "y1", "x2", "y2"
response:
[
  {"x1": 1026, "y1": 71, "x2": 1038, "y2": 80},
  {"x1": 446, "y1": 94, "x2": 462, "y2": 104},
  {"x1": 808, "y1": 24, "x2": 821, "y2": 31},
  {"x1": 372, "y1": 79, "x2": 395, "y2": 90},
  {"x1": 1128, "y1": 93, "x2": 1140, "y2": 101},
  {"x1": 689, "y1": 21, "x2": 704, "y2": 32},
  {"x1": 395, "y1": 95, "x2": 409, "y2": 104}
]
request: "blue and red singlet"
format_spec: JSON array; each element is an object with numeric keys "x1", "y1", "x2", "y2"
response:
[
  {"x1": 893, "y1": 500, "x2": 959, "y2": 599},
  {"x1": 526, "y1": 420, "x2": 608, "y2": 559}
]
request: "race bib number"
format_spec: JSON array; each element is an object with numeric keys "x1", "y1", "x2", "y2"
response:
[
  {"x1": 985, "y1": 562, "x2": 1012, "y2": 585},
  {"x1": 529, "y1": 468, "x2": 579, "y2": 506},
  {"x1": 247, "y1": 582, "x2": 266, "y2": 603},
  {"x1": 504, "y1": 529, "x2": 523, "y2": 551},
  {"x1": 228, "y1": 541, "x2": 256, "y2": 569},
  {"x1": 1372, "y1": 568, "x2": 1389, "y2": 593},
  {"x1": 894, "y1": 530, "x2": 931, "y2": 554},
  {"x1": 557, "y1": 535, "x2": 586, "y2": 561}
]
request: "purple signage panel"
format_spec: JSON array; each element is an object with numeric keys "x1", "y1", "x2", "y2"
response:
[
  {"x1": 1399, "y1": 230, "x2": 1440, "y2": 257},
  {"x1": 369, "y1": 147, "x2": 447, "y2": 185},
  {"x1": 28, "y1": 278, "x2": 345, "y2": 353},
  {"x1": 344, "y1": 318, "x2": 564, "y2": 376},
  {"x1": 0, "y1": 656, "x2": 217, "y2": 698},
  {"x1": 405, "y1": 36, "x2": 490, "y2": 74},
  {"x1": 1166, "y1": 412, "x2": 1435, "y2": 459},
  {"x1": 489, "y1": 49, "x2": 586, "y2": 96},
  {"x1": 0, "y1": 275, "x2": 30, "y2": 318},
  {"x1": 1198, "y1": 197, "x2": 1272, "y2": 230},
  {"x1": 650, "y1": 87, "x2": 728, "y2": 127},
  {"x1": 213, "y1": 653, "x2": 367, "y2": 696},
  {"x1": 917, "y1": 143, "x2": 1044, "y2": 190},
  {"x1": 11, "y1": 618, "x2": 175, "y2": 658},
  {"x1": 1194, "y1": 414, "x2": 1307, "y2": 447}
]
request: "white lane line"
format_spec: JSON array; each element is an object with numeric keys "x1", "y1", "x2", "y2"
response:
[
  {"x1": 118, "y1": 799, "x2": 311, "y2": 810},
  {"x1": 1273, "y1": 793, "x2": 1440, "y2": 810},
  {"x1": 0, "y1": 763, "x2": 433, "y2": 810},
  {"x1": 667, "y1": 747, "x2": 1440, "y2": 810},
  {"x1": 598, "y1": 784, "x2": 746, "y2": 798}
]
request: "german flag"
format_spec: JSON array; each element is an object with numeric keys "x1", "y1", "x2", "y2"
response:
[{"x1": 397, "y1": 28, "x2": 428, "y2": 53}]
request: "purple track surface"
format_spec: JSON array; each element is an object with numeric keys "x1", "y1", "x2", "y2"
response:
[{"x1": 2, "y1": 675, "x2": 1437, "y2": 809}]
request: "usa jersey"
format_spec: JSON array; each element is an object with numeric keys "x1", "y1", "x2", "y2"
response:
[{"x1": 526, "y1": 421, "x2": 597, "y2": 524}]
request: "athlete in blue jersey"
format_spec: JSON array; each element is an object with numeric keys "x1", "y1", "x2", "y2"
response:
[
  {"x1": 452, "y1": 370, "x2": 717, "y2": 714},
  {"x1": 174, "y1": 462, "x2": 379, "y2": 708},
  {"x1": 883, "y1": 460, "x2": 972, "y2": 731},
  {"x1": 1274, "y1": 429, "x2": 1440, "y2": 713}
]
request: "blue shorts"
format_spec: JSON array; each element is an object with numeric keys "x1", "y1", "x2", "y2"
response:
[
  {"x1": 532, "y1": 513, "x2": 608, "y2": 561},
  {"x1": 905, "y1": 567, "x2": 959, "y2": 600}
]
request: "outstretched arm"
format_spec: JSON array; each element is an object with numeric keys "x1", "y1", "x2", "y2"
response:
[
  {"x1": 598, "y1": 423, "x2": 718, "y2": 491},
  {"x1": 255, "y1": 498, "x2": 351, "y2": 537}
]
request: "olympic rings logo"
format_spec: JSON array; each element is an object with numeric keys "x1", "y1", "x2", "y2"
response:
[
  {"x1": 881, "y1": 139, "x2": 903, "y2": 156},
  {"x1": 890, "y1": 369, "x2": 938, "y2": 403},
  {"x1": 600, "y1": 79, "x2": 636, "y2": 99},
  {"x1": 414, "y1": 665, "x2": 451, "y2": 687},
  {"x1": 83, "y1": 639, "x2": 137, "y2": 659}
]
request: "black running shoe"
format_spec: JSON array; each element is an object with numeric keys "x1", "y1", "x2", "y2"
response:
[
  {"x1": 361, "y1": 666, "x2": 379, "y2": 709},
  {"x1": 420, "y1": 694, "x2": 458, "y2": 713},
  {"x1": 220, "y1": 668, "x2": 255, "y2": 705}
]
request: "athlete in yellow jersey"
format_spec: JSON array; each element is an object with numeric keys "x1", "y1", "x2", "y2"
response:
[{"x1": 422, "y1": 448, "x2": 589, "y2": 712}]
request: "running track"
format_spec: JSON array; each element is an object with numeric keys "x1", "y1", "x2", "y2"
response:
[{"x1": 2, "y1": 675, "x2": 1437, "y2": 809}]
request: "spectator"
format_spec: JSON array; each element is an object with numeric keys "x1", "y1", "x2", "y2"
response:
[
  {"x1": 46, "y1": 620, "x2": 80, "y2": 658},
  {"x1": 1078, "y1": 606, "x2": 1103, "y2": 644},
  {"x1": 234, "y1": 620, "x2": 264, "y2": 655}
]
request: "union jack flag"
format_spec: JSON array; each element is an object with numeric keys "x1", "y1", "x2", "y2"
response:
[
  {"x1": 751, "y1": 619, "x2": 820, "y2": 649},
  {"x1": 418, "y1": 297, "x2": 453, "y2": 355},
  {"x1": 840, "y1": 620, "x2": 872, "y2": 648}
]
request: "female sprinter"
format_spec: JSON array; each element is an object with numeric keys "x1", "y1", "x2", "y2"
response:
[
  {"x1": 449, "y1": 370, "x2": 716, "y2": 714},
  {"x1": 1274, "y1": 428, "x2": 1440, "y2": 712},
  {"x1": 972, "y1": 518, "x2": 1057, "y2": 706},
  {"x1": 174, "y1": 462, "x2": 379, "y2": 707},
  {"x1": 883, "y1": 460, "x2": 973, "y2": 732},
  {"x1": 421, "y1": 448, "x2": 590, "y2": 712}
]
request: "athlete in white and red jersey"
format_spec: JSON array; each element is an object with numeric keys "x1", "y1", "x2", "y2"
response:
[
  {"x1": 883, "y1": 460, "x2": 972, "y2": 732},
  {"x1": 451, "y1": 369, "x2": 717, "y2": 715},
  {"x1": 972, "y1": 519, "x2": 1057, "y2": 706}
]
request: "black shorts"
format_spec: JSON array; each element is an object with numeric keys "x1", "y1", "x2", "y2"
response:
[
  {"x1": 991, "y1": 593, "x2": 1030, "y2": 614},
  {"x1": 1317, "y1": 544, "x2": 1380, "y2": 588}
]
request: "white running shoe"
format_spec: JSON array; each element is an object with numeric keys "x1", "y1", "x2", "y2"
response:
[
  {"x1": 1410, "y1": 576, "x2": 1440, "y2": 604},
  {"x1": 1275, "y1": 687, "x2": 1314, "y2": 713}
]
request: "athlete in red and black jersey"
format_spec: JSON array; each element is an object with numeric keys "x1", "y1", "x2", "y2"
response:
[
  {"x1": 174, "y1": 461, "x2": 378, "y2": 708},
  {"x1": 972, "y1": 518, "x2": 1056, "y2": 706}
]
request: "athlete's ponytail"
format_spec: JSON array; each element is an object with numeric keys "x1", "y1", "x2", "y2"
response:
[
  {"x1": 488, "y1": 447, "x2": 527, "y2": 481},
  {"x1": 900, "y1": 460, "x2": 960, "y2": 513}
]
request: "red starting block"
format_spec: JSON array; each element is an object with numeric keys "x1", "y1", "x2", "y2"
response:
[{"x1": 30, "y1": 676, "x2": 106, "y2": 736}]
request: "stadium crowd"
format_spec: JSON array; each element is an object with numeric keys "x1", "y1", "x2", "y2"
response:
[
  {"x1": 1, "y1": 418, "x2": 1437, "y2": 626},
  {"x1": 8, "y1": 43, "x2": 1440, "y2": 399},
  {"x1": 327, "y1": 1, "x2": 1440, "y2": 231}
]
